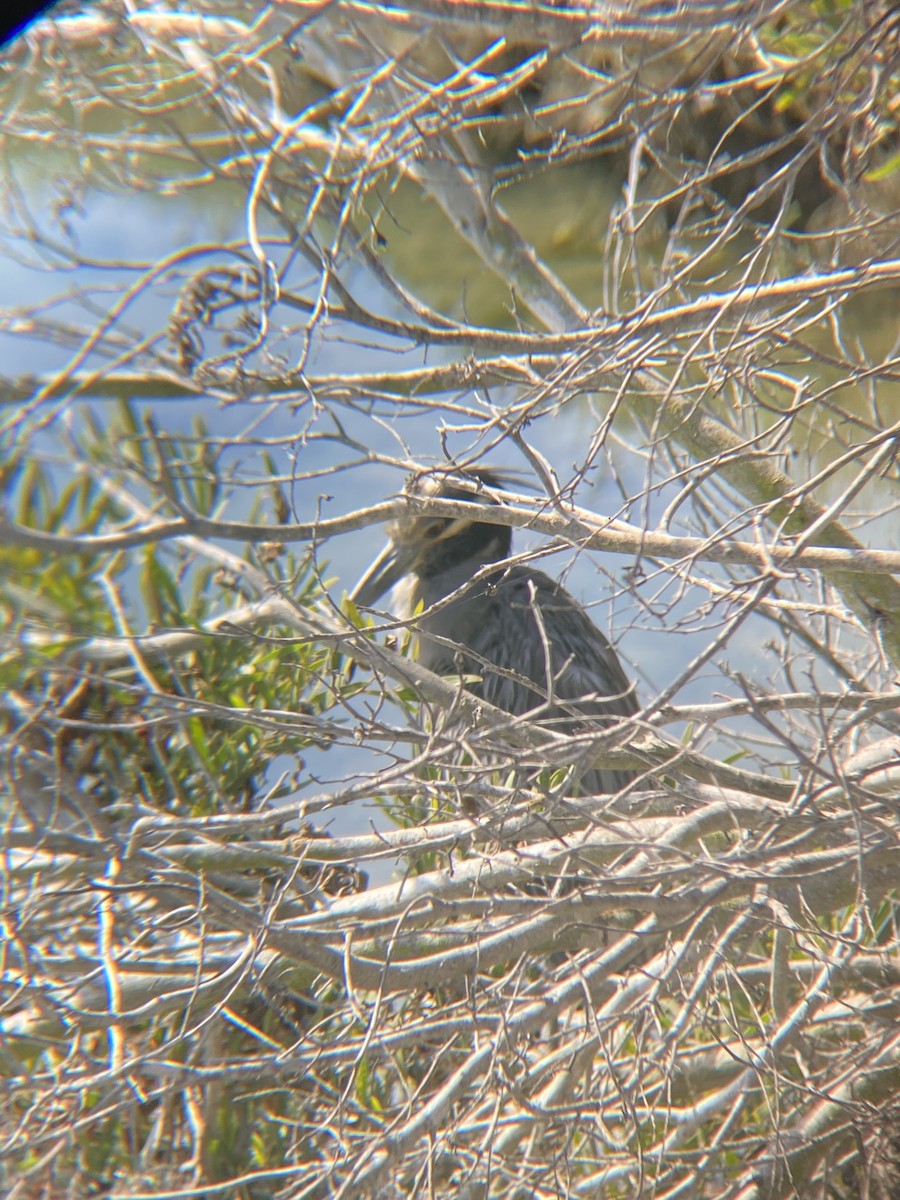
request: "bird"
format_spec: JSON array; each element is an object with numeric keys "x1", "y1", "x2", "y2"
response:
[{"x1": 352, "y1": 469, "x2": 639, "y2": 796}]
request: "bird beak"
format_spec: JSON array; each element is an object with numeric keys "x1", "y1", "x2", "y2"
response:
[{"x1": 351, "y1": 541, "x2": 412, "y2": 607}]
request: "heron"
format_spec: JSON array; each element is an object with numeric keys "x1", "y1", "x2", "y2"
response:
[{"x1": 352, "y1": 470, "x2": 639, "y2": 796}]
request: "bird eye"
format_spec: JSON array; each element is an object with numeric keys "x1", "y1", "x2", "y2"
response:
[{"x1": 422, "y1": 520, "x2": 445, "y2": 540}]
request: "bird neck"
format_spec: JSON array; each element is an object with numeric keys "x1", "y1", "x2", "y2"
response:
[{"x1": 416, "y1": 524, "x2": 510, "y2": 597}]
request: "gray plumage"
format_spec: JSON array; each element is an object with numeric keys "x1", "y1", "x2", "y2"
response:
[{"x1": 353, "y1": 471, "x2": 638, "y2": 794}]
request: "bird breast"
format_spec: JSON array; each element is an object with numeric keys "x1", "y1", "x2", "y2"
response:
[{"x1": 404, "y1": 563, "x2": 636, "y2": 721}]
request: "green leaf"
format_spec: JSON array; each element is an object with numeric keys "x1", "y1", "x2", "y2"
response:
[{"x1": 864, "y1": 151, "x2": 900, "y2": 183}]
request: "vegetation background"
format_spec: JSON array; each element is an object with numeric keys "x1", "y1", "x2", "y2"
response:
[{"x1": 1, "y1": 1, "x2": 899, "y2": 1196}]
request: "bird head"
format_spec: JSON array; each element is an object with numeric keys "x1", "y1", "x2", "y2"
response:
[{"x1": 352, "y1": 469, "x2": 513, "y2": 606}]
